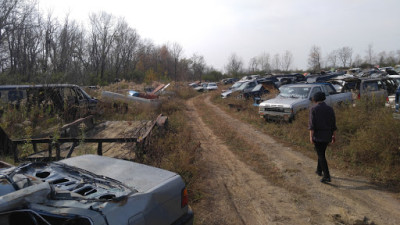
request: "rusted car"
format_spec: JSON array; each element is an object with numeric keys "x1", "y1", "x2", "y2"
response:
[
  {"x1": 0, "y1": 155, "x2": 193, "y2": 225},
  {"x1": 0, "y1": 84, "x2": 98, "y2": 120}
]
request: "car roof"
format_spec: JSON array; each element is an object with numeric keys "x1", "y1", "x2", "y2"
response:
[
  {"x1": 281, "y1": 83, "x2": 326, "y2": 88},
  {"x1": 0, "y1": 84, "x2": 79, "y2": 90}
]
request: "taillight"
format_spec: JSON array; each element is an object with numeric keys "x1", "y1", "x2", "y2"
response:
[
  {"x1": 386, "y1": 96, "x2": 389, "y2": 102},
  {"x1": 357, "y1": 93, "x2": 360, "y2": 100},
  {"x1": 181, "y1": 188, "x2": 188, "y2": 208}
]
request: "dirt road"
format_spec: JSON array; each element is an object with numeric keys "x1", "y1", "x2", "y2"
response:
[{"x1": 188, "y1": 95, "x2": 400, "y2": 225}]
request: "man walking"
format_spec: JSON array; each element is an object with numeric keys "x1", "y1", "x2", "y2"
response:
[{"x1": 308, "y1": 92, "x2": 337, "y2": 183}]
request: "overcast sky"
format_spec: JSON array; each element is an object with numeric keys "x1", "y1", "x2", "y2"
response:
[{"x1": 39, "y1": 0, "x2": 400, "y2": 71}]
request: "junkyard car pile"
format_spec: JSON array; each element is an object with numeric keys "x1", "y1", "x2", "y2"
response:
[
  {"x1": 219, "y1": 68, "x2": 400, "y2": 121},
  {"x1": 189, "y1": 82, "x2": 219, "y2": 92},
  {"x1": 0, "y1": 155, "x2": 193, "y2": 225}
]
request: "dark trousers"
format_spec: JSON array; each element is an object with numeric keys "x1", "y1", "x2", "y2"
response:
[{"x1": 314, "y1": 142, "x2": 330, "y2": 178}]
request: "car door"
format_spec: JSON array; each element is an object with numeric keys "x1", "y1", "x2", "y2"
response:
[
  {"x1": 309, "y1": 86, "x2": 323, "y2": 105},
  {"x1": 73, "y1": 87, "x2": 90, "y2": 117},
  {"x1": 323, "y1": 84, "x2": 337, "y2": 106},
  {"x1": 361, "y1": 80, "x2": 387, "y2": 101}
]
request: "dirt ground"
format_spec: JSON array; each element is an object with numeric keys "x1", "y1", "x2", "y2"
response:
[
  {"x1": 27, "y1": 120, "x2": 153, "y2": 161},
  {"x1": 188, "y1": 95, "x2": 400, "y2": 225}
]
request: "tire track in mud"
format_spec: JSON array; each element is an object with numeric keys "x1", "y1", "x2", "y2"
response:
[{"x1": 190, "y1": 95, "x2": 400, "y2": 225}]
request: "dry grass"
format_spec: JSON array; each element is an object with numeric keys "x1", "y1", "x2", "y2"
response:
[
  {"x1": 211, "y1": 91, "x2": 400, "y2": 190},
  {"x1": 195, "y1": 93, "x2": 307, "y2": 196},
  {"x1": 1, "y1": 82, "x2": 201, "y2": 203}
]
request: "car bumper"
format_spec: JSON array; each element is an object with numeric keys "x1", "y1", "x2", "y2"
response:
[
  {"x1": 259, "y1": 111, "x2": 293, "y2": 121},
  {"x1": 172, "y1": 206, "x2": 194, "y2": 225}
]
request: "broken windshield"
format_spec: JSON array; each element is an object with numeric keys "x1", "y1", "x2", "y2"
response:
[
  {"x1": 279, "y1": 86, "x2": 311, "y2": 98},
  {"x1": 231, "y1": 82, "x2": 244, "y2": 89}
]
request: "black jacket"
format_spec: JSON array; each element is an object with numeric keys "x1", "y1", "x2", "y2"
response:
[{"x1": 308, "y1": 102, "x2": 337, "y2": 143}]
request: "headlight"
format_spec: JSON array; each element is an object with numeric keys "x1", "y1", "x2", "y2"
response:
[{"x1": 284, "y1": 108, "x2": 292, "y2": 113}]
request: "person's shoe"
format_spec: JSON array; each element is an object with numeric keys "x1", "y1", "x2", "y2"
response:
[
  {"x1": 315, "y1": 171, "x2": 322, "y2": 176},
  {"x1": 320, "y1": 177, "x2": 331, "y2": 183}
]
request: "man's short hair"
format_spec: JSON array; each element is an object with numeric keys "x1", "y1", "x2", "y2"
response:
[{"x1": 313, "y1": 92, "x2": 326, "y2": 102}]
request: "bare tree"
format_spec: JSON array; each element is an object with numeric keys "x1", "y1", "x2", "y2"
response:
[
  {"x1": 0, "y1": 0, "x2": 21, "y2": 71},
  {"x1": 0, "y1": 2, "x2": 217, "y2": 84},
  {"x1": 386, "y1": 51, "x2": 397, "y2": 66},
  {"x1": 0, "y1": 0, "x2": 21, "y2": 43},
  {"x1": 191, "y1": 53, "x2": 205, "y2": 81},
  {"x1": 281, "y1": 50, "x2": 293, "y2": 71},
  {"x1": 365, "y1": 44, "x2": 375, "y2": 66},
  {"x1": 308, "y1": 45, "x2": 322, "y2": 72},
  {"x1": 225, "y1": 53, "x2": 243, "y2": 77},
  {"x1": 171, "y1": 42, "x2": 182, "y2": 81},
  {"x1": 41, "y1": 12, "x2": 58, "y2": 73},
  {"x1": 5, "y1": 0, "x2": 40, "y2": 82},
  {"x1": 396, "y1": 50, "x2": 400, "y2": 65},
  {"x1": 337, "y1": 46, "x2": 353, "y2": 68},
  {"x1": 257, "y1": 52, "x2": 271, "y2": 73},
  {"x1": 326, "y1": 50, "x2": 338, "y2": 68},
  {"x1": 111, "y1": 19, "x2": 140, "y2": 80},
  {"x1": 377, "y1": 51, "x2": 387, "y2": 66},
  {"x1": 352, "y1": 54, "x2": 362, "y2": 68},
  {"x1": 248, "y1": 57, "x2": 258, "y2": 73},
  {"x1": 88, "y1": 11, "x2": 117, "y2": 79},
  {"x1": 272, "y1": 53, "x2": 281, "y2": 72}
]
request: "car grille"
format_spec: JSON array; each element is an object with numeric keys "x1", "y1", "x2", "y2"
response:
[{"x1": 264, "y1": 107, "x2": 284, "y2": 112}]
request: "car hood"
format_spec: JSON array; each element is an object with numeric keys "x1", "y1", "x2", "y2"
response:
[
  {"x1": 259, "y1": 95, "x2": 306, "y2": 107},
  {"x1": 0, "y1": 155, "x2": 178, "y2": 201},
  {"x1": 221, "y1": 89, "x2": 233, "y2": 96},
  {"x1": 60, "y1": 155, "x2": 178, "y2": 193}
]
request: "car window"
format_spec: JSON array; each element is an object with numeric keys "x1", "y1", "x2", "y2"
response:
[
  {"x1": 74, "y1": 88, "x2": 85, "y2": 100},
  {"x1": 342, "y1": 81, "x2": 358, "y2": 92},
  {"x1": 248, "y1": 82, "x2": 256, "y2": 88},
  {"x1": 310, "y1": 87, "x2": 322, "y2": 98},
  {"x1": 8, "y1": 90, "x2": 23, "y2": 102},
  {"x1": 363, "y1": 82, "x2": 379, "y2": 91},
  {"x1": 232, "y1": 82, "x2": 243, "y2": 89},
  {"x1": 377, "y1": 80, "x2": 385, "y2": 90},
  {"x1": 324, "y1": 84, "x2": 336, "y2": 95},
  {"x1": 279, "y1": 86, "x2": 310, "y2": 98}
]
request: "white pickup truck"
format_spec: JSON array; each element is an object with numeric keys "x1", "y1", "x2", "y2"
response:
[{"x1": 259, "y1": 83, "x2": 352, "y2": 121}]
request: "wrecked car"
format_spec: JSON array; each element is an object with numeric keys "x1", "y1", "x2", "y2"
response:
[
  {"x1": 206, "y1": 83, "x2": 218, "y2": 91},
  {"x1": 259, "y1": 83, "x2": 352, "y2": 122},
  {"x1": 0, "y1": 84, "x2": 97, "y2": 120},
  {"x1": 0, "y1": 154, "x2": 193, "y2": 225},
  {"x1": 221, "y1": 80, "x2": 258, "y2": 98},
  {"x1": 327, "y1": 77, "x2": 388, "y2": 102}
]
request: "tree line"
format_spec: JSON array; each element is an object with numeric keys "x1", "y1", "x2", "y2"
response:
[
  {"x1": 1, "y1": 1, "x2": 399, "y2": 84},
  {"x1": 308, "y1": 44, "x2": 400, "y2": 73},
  {"x1": 0, "y1": 0, "x2": 223, "y2": 85},
  {"x1": 226, "y1": 45, "x2": 400, "y2": 77}
]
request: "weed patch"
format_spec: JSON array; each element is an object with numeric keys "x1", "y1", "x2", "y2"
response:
[{"x1": 211, "y1": 93, "x2": 400, "y2": 189}]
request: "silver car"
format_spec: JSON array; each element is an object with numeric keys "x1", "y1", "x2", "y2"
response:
[{"x1": 0, "y1": 155, "x2": 193, "y2": 225}]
